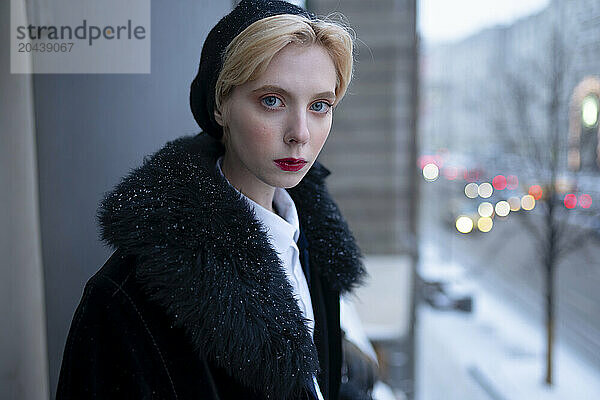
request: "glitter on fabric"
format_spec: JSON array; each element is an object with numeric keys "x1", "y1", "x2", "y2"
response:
[{"x1": 97, "y1": 132, "x2": 367, "y2": 399}]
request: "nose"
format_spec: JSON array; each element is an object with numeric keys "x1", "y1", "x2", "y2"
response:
[{"x1": 283, "y1": 109, "x2": 310, "y2": 145}]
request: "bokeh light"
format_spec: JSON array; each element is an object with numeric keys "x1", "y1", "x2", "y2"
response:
[
  {"x1": 582, "y1": 95, "x2": 599, "y2": 128},
  {"x1": 477, "y1": 217, "x2": 493, "y2": 232},
  {"x1": 556, "y1": 177, "x2": 573, "y2": 194},
  {"x1": 528, "y1": 185, "x2": 543, "y2": 200},
  {"x1": 465, "y1": 183, "x2": 479, "y2": 199},
  {"x1": 508, "y1": 196, "x2": 521, "y2": 211},
  {"x1": 507, "y1": 175, "x2": 518, "y2": 190},
  {"x1": 478, "y1": 182, "x2": 493, "y2": 198},
  {"x1": 418, "y1": 155, "x2": 442, "y2": 169},
  {"x1": 456, "y1": 216, "x2": 474, "y2": 234},
  {"x1": 478, "y1": 202, "x2": 494, "y2": 218},
  {"x1": 564, "y1": 193, "x2": 577, "y2": 209},
  {"x1": 423, "y1": 163, "x2": 439, "y2": 181},
  {"x1": 492, "y1": 175, "x2": 507, "y2": 190},
  {"x1": 580, "y1": 194, "x2": 593, "y2": 209},
  {"x1": 521, "y1": 195, "x2": 536, "y2": 210},
  {"x1": 495, "y1": 200, "x2": 510, "y2": 217}
]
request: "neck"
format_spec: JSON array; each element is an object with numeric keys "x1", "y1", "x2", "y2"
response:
[{"x1": 221, "y1": 153, "x2": 276, "y2": 213}]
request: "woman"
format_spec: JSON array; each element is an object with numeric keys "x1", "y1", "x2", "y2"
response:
[{"x1": 57, "y1": 1, "x2": 366, "y2": 399}]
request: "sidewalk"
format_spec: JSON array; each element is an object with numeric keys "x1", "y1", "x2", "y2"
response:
[{"x1": 416, "y1": 241, "x2": 600, "y2": 400}]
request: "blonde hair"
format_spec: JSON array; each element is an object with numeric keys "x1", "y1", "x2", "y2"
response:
[{"x1": 214, "y1": 13, "x2": 354, "y2": 139}]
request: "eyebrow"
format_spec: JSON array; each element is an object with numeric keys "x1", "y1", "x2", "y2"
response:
[{"x1": 250, "y1": 85, "x2": 336, "y2": 101}]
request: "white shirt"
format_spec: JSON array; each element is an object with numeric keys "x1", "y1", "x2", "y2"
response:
[
  {"x1": 215, "y1": 157, "x2": 323, "y2": 399},
  {"x1": 216, "y1": 156, "x2": 315, "y2": 336}
]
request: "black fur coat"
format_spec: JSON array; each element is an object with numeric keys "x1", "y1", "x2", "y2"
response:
[{"x1": 56, "y1": 133, "x2": 366, "y2": 400}]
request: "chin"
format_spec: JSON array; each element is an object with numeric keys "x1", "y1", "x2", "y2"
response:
[{"x1": 269, "y1": 172, "x2": 306, "y2": 189}]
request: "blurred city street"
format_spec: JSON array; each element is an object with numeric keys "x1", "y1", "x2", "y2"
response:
[
  {"x1": 352, "y1": 227, "x2": 600, "y2": 400},
  {"x1": 420, "y1": 175, "x2": 600, "y2": 371},
  {"x1": 416, "y1": 240, "x2": 600, "y2": 400},
  {"x1": 417, "y1": 0, "x2": 600, "y2": 396}
]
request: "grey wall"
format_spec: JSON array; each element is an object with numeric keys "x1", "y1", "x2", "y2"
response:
[
  {"x1": 29, "y1": 1, "x2": 231, "y2": 397},
  {"x1": 1, "y1": 0, "x2": 50, "y2": 397},
  {"x1": 310, "y1": 0, "x2": 419, "y2": 254}
]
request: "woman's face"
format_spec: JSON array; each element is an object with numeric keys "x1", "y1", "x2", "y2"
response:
[{"x1": 216, "y1": 43, "x2": 337, "y2": 193}]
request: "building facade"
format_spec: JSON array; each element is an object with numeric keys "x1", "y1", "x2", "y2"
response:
[
  {"x1": 310, "y1": 0, "x2": 419, "y2": 255},
  {"x1": 421, "y1": 0, "x2": 600, "y2": 168}
]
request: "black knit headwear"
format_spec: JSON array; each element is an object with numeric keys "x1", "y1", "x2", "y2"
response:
[{"x1": 190, "y1": 0, "x2": 316, "y2": 139}]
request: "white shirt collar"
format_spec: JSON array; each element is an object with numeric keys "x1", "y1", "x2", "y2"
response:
[
  {"x1": 214, "y1": 157, "x2": 322, "y2": 397},
  {"x1": 215, "y1": 156, "x2": 300, "y2": 254}
]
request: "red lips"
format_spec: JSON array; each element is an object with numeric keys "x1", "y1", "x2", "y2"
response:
[{"x1": 274, "y1": 158, "x2": 307, "y2": 172}]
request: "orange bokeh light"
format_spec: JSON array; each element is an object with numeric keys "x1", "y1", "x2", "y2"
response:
[{"x1": 529, "y1": 185, "x2": 543, "y2": 200}]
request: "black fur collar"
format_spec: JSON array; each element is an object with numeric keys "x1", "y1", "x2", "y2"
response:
[{"x1": 97, "y1": 132, "x2": 366, "y2": 399}]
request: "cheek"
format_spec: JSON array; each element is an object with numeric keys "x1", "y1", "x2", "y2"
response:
[
  {"x1": 230, "y1": 110, "x2": 278, "y2": 151},
  {"x1": 310, "y1": 117, "x2": 332, "y2": 146}
]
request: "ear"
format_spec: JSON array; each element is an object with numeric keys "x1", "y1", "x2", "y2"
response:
[{"x1": 214, "y1": 108, "x2": 224, "y2": 126}]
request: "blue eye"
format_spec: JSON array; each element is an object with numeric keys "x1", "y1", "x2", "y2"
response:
[
  {"x1": 261, "y1": 96, "x2": 283, "y2": 108},
  {"x1": 310, "y1": 101, "x2": 332, "y2": 113}
]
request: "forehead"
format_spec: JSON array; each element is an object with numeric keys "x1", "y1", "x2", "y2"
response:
[{"x1": 246, "y1": 43, "x2": 337, "y2": 96}]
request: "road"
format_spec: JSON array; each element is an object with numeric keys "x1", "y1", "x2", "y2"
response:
[
  {"x1": 416, "y1": 241, "x2": 600, "y2": 400},
  {"x1": 419, "y1": 180, "x2": 600, "y2": 369}
]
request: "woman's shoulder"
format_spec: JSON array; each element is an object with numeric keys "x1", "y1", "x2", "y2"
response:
[
  {"x1": 57, "y1": 249, "x2": 183, "y2": 399},
  {"x1": 64, "y1": 248, "x2": 165, "y2": 356},
  {"x1": 71, "y1": 248, "x2": 143, "y2": 329},
  {"x1": 85, "y1": 248, "x2": 137, "y2": 296}
]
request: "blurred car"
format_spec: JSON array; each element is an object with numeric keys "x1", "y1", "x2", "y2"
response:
[{"x1": 419, "y1": 278, "x2": 473, "y2": 313}]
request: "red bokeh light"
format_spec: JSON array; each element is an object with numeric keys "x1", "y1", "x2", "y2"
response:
[
  {"x1": 529, "y1": 185, "x2": 543, "y2": 200},
  {"x1": 418, "y1": 155, "x2": 444, "y2": 169},
  {"x1": 507, "y1": 175, "x2": 518, "y2": 190},
  {"x1": 580, "y1": 194, "x2": 593, "y2": 209},
  {"x1": 564, "y1": 194, "x2": 577, "y2": 209},
  {"x1": 492, "y1": 175, "x2": 507, "y2": 190}
]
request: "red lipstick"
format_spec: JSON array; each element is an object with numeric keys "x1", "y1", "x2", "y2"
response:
[{"x1": 274, "y1": 158, "x2": 307, "y2": 172}]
